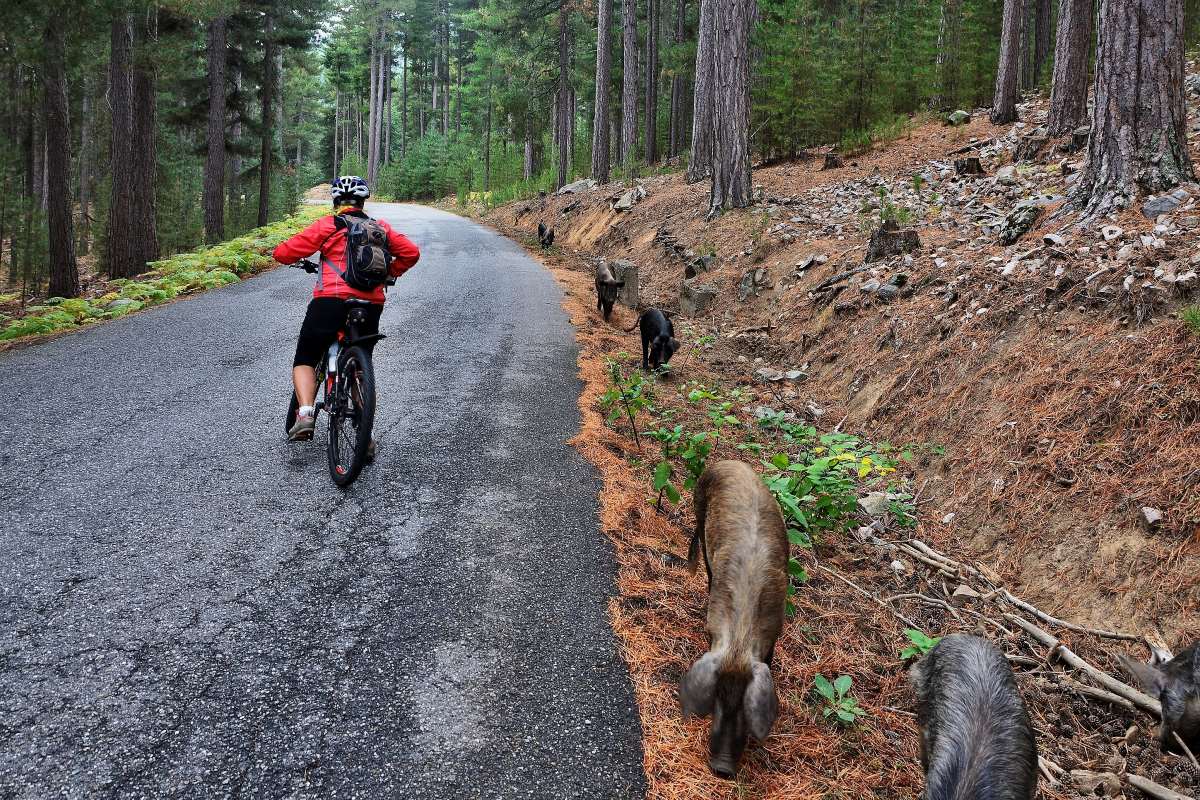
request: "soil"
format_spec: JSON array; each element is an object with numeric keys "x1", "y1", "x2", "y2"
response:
[{"x1": 446, "y1": 90, "x2": 1200, "y2": 799}]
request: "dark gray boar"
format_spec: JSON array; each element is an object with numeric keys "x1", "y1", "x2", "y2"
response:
[
  {"x1": 1120, "y1": 643, "x2": 1200, "y2": 754},
  {"x1": 909, "y1": 634, "x2": 1038, "y2": 800},
  {"x1": 626, "y1": 309, "x2": 680, "y2": 371},
  {"x1": 595, "y1": 261, "x2": 625, "y2": 321},
  {"x1": 680, "y1": 460, "x2": 789, "y2": 778}
]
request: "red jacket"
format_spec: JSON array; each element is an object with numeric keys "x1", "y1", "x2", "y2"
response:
[{"x1": 273, "y1": 208, "x2": 421, "y2": 303}]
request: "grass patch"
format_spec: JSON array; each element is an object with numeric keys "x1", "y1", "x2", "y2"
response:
[
  {"x1": 1182, "y1": 304, "x2": 1200, "y2": 335},
  {"x1": 0, "y1": 207, "x2": 325, "y2": 343}
]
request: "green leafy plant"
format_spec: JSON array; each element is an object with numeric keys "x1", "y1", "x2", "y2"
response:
[
  {"x1": 900, "y1": 628, "x2": 941, "y2": 660},
  {"x1": 1182, "y1": 305, "x2": 1200, "y2": 335},
  {"x1": 813, "y1": 674, "x2": 867, "y2": 725},
  {"x1": 599, "y1": 357, "x2": 654, "y2": 451}
]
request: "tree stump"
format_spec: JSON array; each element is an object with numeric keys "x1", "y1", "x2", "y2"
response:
[
  {"x1": 954, "y1": 157, "x2": 985, "y2": 176},
  {"x1": 823, "y1": 153, "x2": 844, "y2": 170},
  {"x1": 1016, "y1": 134, "x2": 1049, "y2": 162},
  {"x1": 864, "y1": 221, "x2": 921, "y2": 263}
]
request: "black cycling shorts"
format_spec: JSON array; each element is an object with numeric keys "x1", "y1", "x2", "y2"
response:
[{"x1": 293, "y1": 297, "x2": 384, "y2": 368}]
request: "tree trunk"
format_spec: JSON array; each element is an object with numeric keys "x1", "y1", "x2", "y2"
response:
[
  {"x1": 668, "y1": 0, "x2": 687, "y2": 157},
  {"x1": 932, "y1": 0, "x2": 962, "y2": 109},
  {"x1": 1077, "y1": 0, "x2": 1193, "y2": 215},
  {"x1": 524, "y1": 129, "x2": 534, "y2": 181},
  {"x1": 687, "y1": 0, "x2": 716, "y2": 182},
  {"x1": 1019, "y1": 0, "x2": 1035, "y2": 89},
  {"x1": 591, "y1": 0, "x2": 613, "y2": 183},
  {"x1": 204, "y1": 15, "x2": 228, "y2": 243},
  {"x1": 484, "y1": 80, "x2": 493, "y2": 191},
  {"x1": 131, "y1": 9, "x2": 159, "y2": 266},
  {"x1": 644, "y1": 0, "x2": 659, "y2": 163},
  {"x1": 1046, "y1": 0, "x2": 1092, "y2": 135},
  {"x1": 333, "y1": 85, "x2": 340, "y2": 175},
  {"x1": 620, "y1": 0, "x2": 638, "y2": 171},
  {"x1": 368, "y1": 25, "x2": 381, "y2": 183},
  {"x1": 991, "y1": 0, "x2": 1023, "y2": 123},
  {"x1": 708, "y1": 0, "x2": 754, "y2": 213},
  {"x1": 258, "y1": 8, "x2": 275, "y2": 227},
  {"x1": 555, "y1": 7, "x2": 572, "y2": 190},
  {"x1": 386, "y1": 51, "x2": 393, "y2": 160},
  {"x1": 43, "y1": 11, "x2": 77, "y2": 298},
  {"x1": 106, "y1": 16, "x2": 137, "y2": 278},
  {"x1": 78, "y1": 76, "x2": 93, "y2": 256},
  {"x1": 228, "y1": 65, "x2": 242, "y2": 218},
  {"x1": 1034, "y1": 0, "x2": 1051, "y2": 83},
  {"x1": 401, "y1": 50, "x2": 408, "y2": 158}
]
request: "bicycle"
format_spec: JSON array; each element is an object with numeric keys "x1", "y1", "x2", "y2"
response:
[{"x1": 285, "y1": 260, "x2": 386, "y2": 487}]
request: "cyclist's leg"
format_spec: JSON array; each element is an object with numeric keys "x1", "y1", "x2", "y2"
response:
[{"x1": 292, "y1": 298, "x2": 348, "y2": 419}]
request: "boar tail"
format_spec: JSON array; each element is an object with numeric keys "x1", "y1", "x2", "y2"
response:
[{"x1": 623, "y1": 312, "x2": 644, "y2": 333}]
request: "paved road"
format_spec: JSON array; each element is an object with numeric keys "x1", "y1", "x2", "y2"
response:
[{"x1": 0, "y1": 204, "x2": 645, "y2": 799}]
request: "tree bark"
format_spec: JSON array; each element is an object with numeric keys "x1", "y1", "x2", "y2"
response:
[
  {"x1": 1046, "y1": 0, "x2": 1092, "y2": 135},
  {"x1": 131, "y1": 9, "x2": 159, "y2": 266},
  {"x1": 106, "y1": 16, "x2": 137, "y2": 278},
  {"x1": 1034, "y1": 0, "x2": 1051, "y2": 83},
  {"x1": 644, "y1": 0, "x2": 659, "y2": 163},
  {"x1": 991, "y1": 0, "x2": 1023, "y2": 123},
  {"x1": 401, "y1": 50, "x2": 408, "y2": 158},
  {"x1": 1076, "y1": 0, "x2": 1193, "y2": 215},
  {"x1": 687, "y1": 0, "x2": 716, "y2": 182},
  {"x1": 78, "y1": 76, "x2": 93, "y2": 256},
  {"x1": 228, "y1": 65, "x2": 242, "y2": 217},
  {"x1": 709, "y1": 0, "x2": 753, "y2": 213},
  {"x1": 668, "y1": 0, "x2": 687, "y2": 157},
  {"x1": 932, "y1": 0, "x2": 962, "y2": 110},
  {"x1": 43, "y1": 11, "x2": 78, "y2": 298},
  {"x1": 591, "y1": 0, "x2": 613, "y2": 183},
  {"x1": 204, "y1": 15, "x2": 228, "y2": 243},
  {"x1": 620, "y1": 0, "x2": 638, "y2": 171},
  {"x1": 258, "y1": 7, "x2": 275, "y2": 226},
  {"x1": 555, "y1": 7, "x2": 572, "y2": 190}
]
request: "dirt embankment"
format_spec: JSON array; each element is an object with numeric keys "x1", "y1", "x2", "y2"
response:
[
  {"x1": 485, "y1": 103, "x2": 1200, "y2": 643},
  {"x1": 450, "y1": 94, "x2": 1199, "y2": 800}
]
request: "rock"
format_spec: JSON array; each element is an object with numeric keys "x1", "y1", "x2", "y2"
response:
[
  {"x1": 1102, "y1": 224, "x2": 1124, "y2": 242},
  {"x1": 1116, "y1": 244, "x2": 1139, "y2": 262},
  {"x1": 865, "y1": 220, "x2": 921, "y2": 263},
  {"x1": 685, "y1": 253, "x2": 718, "y2": 278},
  {"x1": 822, "y1": 153, "x2": 844, "y2": 169},
  {"x1": 1043, "y1": 233, "x2": 1066, "y2": 246},
  {"x1": 954, "y1": 157, "x2": 984, "y2": 176},
  {"x1": 1141, "y1": 506, "x2": 1163, "y2": 531},
  {"x1": 1187, "y1": 74, "x2": 1200, "y2": 97},
  {"x1": 1141, "y1": 186, "x2": 1191, "y2": 219},
  {"x1": 860, "y1": 278, "x2": 882, "y2": 294},
  {"x1": 612, "y1": 185, "x2": 646, "y2": 211},
  {"x1": 1015, "y1": 134, "x2": 1049, "y2": 162},
  {"x1": 610, "y1": 259, "x2": 639, "y2": 308},
  {"x1": 1070, "y1": 771, "x2": 1121, "y2": 797},
  {"x1": 679, "y1": 278, "x2": 718, "y2": 316},
  {"x1": 105, "y1": 298, "x2": 142, "y2": 312},
  {"x1": 876, "y1": 283, "x2": 900, "y2": 301},
  {"x1": 858, "y1": 492, "x2": 890, "y2": 517},
  {"x1": 946, "y1": 110, "x2": 971, "y2": 126},
  {"x1": 995, "y1": 165, "x2": 1018, "y2": 185},
  {"x1": 1181, "y1": 215, "x2": 1200, "y2": 230},
  {"x1": 998, "y1": 204, "x2": 1043, "y2": 245},
  {"x1": 951, "y1": 584, "x2": 982, "y2": 603},
  {"x1": 557, "y1": 178, "x2": 596, "y2": 195},
  {"x1": 754, "y1": 367, "x2": 785, "y2": 383},
  {"x1": 783, "y1": 369, "x2": 806, "y2": 381}
]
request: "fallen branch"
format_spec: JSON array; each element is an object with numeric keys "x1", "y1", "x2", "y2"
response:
[
  {"x1": 815, "y1": 563, "x2": 921, "y2": 629},
  {"x1": 1125, "y1": 772, "x2": 1196, "y2": 800},
  {"x1": 1173, "y1": 732, "x2": 1200, "y2": 772},
  {"x1": 813, "y1": 264, "x2": 872, "y2": 292},
  {"x1": 1004, "y1": 614, "x2": 1162, "y2": 718},
  {"x1": 1062, "y1": 678, "x2": 1136, "y2": 711},
  {"x1": 999, "y1": 590, "x2": 1144, "y2": 644}
]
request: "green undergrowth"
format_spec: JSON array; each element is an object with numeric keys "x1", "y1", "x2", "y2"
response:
[
  {"x1": 0, "y1": 207, "x2": 324, "y2": 343},
  {"x1": 599, "y1": 358, "x2": 920, "y2": 615}
]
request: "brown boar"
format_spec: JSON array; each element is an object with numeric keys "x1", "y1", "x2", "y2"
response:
[
  {"x1": 680, "y1": 460, "x2": 789, "y2": 778},
  {"x1": 594, "y1": 261, "x2": 625, "y2": 320}
]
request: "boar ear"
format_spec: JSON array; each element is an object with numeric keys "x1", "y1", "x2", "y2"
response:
[
  {"x1": 1119, "y1": 654, "x2": 1166, "y2": 694},
  {"x1": 680, "y1": 652, "x2": 720, "y2": 717},
  {"x1": 669, "y1": 337, "x2": 681, "y2": 354},
  {"x1": 745, "y1": 661, "x2": 779, "y2": 740}
]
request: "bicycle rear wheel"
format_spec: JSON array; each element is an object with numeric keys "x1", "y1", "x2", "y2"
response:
[{"x1": 327, "y1": 345, "x2": 376, "y2": 487}]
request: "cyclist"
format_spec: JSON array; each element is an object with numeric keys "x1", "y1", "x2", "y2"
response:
[{"x1": 273, "y1": 175, "x2": 421, "y2": 442}]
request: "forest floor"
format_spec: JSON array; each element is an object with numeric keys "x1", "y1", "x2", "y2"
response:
[{"x1": 443, "y1": 88, "x2": 1200, "y2": 799}]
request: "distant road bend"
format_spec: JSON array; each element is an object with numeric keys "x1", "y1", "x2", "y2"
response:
[{"x1": 0, "y1": 203, "x2": 646, "y2": 798}]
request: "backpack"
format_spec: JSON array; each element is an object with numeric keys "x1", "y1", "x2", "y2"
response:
[{"x1": 323, "y1": 214, "x2": 392, "y2": 291}]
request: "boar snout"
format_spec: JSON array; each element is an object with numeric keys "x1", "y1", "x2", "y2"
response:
[{"x1": 1120, "y1": 644, "x2": 1200, "y2": 753}]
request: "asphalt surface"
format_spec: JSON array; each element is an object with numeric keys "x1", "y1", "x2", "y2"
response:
[{"x1": 0, "y1": 204, "x2": 646, "y2": 799}]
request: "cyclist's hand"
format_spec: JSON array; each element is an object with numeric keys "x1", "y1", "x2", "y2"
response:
[{"x1": 290, "y1": 260, "x2": 319, "y2": 274}]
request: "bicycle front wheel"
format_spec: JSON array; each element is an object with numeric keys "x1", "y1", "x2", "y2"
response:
[{"x1": 327, "y1": 345, "x2": 376, "y2": 487}]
